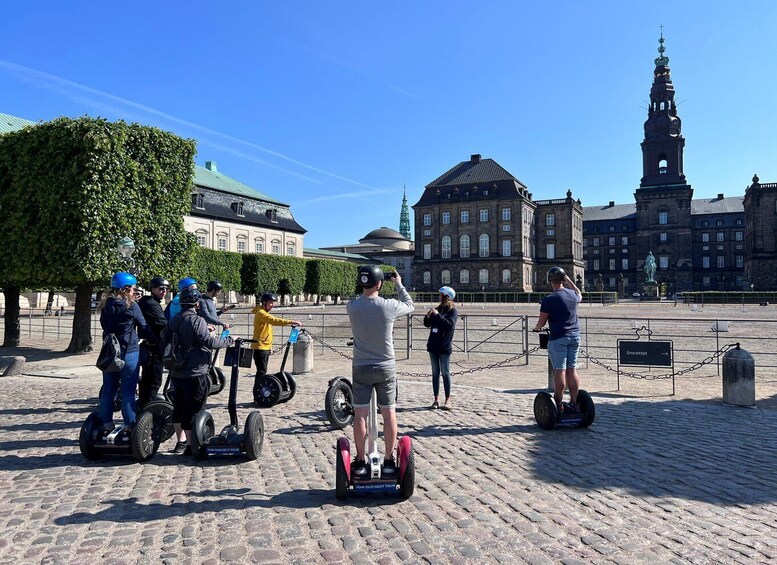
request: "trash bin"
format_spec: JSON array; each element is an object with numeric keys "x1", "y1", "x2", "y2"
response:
[
  {"x1": 292, "y1": 330, "x2": 313, "y2": 374},
  {"x1": 722, "y1": 345, "x2": 755, "y2": 407}
]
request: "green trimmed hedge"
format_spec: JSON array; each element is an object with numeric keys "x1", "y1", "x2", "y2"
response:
[{"x1": 188, "y1": 247, "x2": 242, "y2": 293}]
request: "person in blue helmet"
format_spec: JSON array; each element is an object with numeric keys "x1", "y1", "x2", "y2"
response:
[
  {"x1": 424, "y1": 286, "x2": 458, "y2": 411},
  {"x1": 164, "y1": 277, "x2": 197, "y2": 321},
  {"x1": 98, "y1": 271, "x2": 152, "y2": 431}
]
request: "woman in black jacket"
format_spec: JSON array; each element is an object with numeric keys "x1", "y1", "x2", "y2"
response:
[{"x1": 423, "y1": 286, "x2": 458, "y2": 410}]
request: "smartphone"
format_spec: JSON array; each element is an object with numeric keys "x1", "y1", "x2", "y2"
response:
[{"x1": 220, "y1": 329, "x2": 230, "y2": 339}]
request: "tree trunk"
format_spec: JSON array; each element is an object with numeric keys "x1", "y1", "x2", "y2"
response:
[
  {"x1": 45, "y1": 290, "x2": 55, "y2": 315},
  {"x1": 66, "y1": 283, "x2": 94, "y2": 353},
  {"x1": 2, "y1": 286, "x2": 21, "y2": 347}
]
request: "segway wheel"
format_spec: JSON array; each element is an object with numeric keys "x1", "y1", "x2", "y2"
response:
[
  {"x1": 254, "y1": 375, "x2": 283, "y2": 408},
  {"x1": 576, "y1": 389, "x2": 596, "y2": 428},
  {"x1": 140, "y1": 400, "x2": 175, "y2": 443},
  {"x1": 131, "y1": 410, "x2": 158, "y2": 462},
  {"x1": 335, "y1": 437, "x2": 350, "y2": 500},
  {"x1": 534, "y1": 391, "x2": 558, "y2": 430},
  {"x1": 79, "y1": 412, "x2": 104, "y2": 460},
  {"x1": 191, "y1": 411, "x2": 215, "y2": 459},
  {"x1": 325, "y1": 379, "x2": 354, "y2": 430},
  {"x1": 397, "y1": 436, "x2": 415, "y2": 500},
  {"x1": 244, "y1": 411, "x2": 265, "y2": 461},
  {"x1": 281, "y1": 373, "x2": 296, "y2": 403},
  {"x1": 208, "y1": 366, "x2": 226, "y2": 396}
]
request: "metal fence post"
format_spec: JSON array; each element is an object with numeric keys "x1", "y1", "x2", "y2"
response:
[{"x1": 463, "y1": 315, "x2": 469, "y2": 359}]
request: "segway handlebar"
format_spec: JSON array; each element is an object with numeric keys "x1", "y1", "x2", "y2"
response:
[{"x1": 532, "y1": 327, "x2": 549, "y2": 333}]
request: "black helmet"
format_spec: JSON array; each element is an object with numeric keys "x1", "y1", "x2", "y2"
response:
[
  {"x1": 357, "y1": 265, "x2": 384, "y2": 288},
  {"x1": 150, "y1": 276, "x2": 170, "y2": 289},
  {"x1": 207, "y1": 280, "x2": 223, "y2": 292},
  {"x1": 547, "y1": 266, "x2": 566, "y2": 283},
  {"x1": 179, "y1": 287, "x2": 202, "y2": 306},
  {"x1": 260, "y1": 293, "x2": 277, "y2": 304}
]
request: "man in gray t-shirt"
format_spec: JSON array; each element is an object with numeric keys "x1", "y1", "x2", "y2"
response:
[{"x1": 347, "y1": 265, "x2": 414, "y2": 478}]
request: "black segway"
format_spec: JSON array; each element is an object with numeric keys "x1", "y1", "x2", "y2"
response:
[
  {"x1": 335, "y1": 388, "x2": 415, "y2": 500},
  {"x1": 325, "y1": 377, "x2": 354, "y2": 429},
  {"x1": 208, "y1": 348, "x2": 227, "y2": 395},
  {"x1": 190, "y1": 337, "x2": 265, "y2": 460},
  {"x1": 79, "y1": 407, "x2": 158, "y2": 462},
  {"x1": 253, "y1": 327, "x2": 300, "y2": 408}
]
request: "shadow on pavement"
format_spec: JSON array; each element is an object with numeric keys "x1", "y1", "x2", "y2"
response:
[{"x1": 0, "y1": 346, "x2": 91, "y2": 364}]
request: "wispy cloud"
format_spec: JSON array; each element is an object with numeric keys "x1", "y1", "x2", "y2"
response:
[
  {"x1": 0, "y1": 59, "x2": 381, "y2": 191},
  {"x1": 295, "y1": 186, "x2": 400, "y2": 206}
]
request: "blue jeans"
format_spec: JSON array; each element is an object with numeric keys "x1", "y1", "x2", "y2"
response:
[
  {"x1": 429, "y1": 352, "x2": 451, "y2": 399},
  {"x1": 99, "y1": 349, "x2": 140, "y2": 426}
]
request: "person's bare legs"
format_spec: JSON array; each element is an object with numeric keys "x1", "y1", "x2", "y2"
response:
[
  {"x1": 173, "y1": 423, "x2": 186, "y2": 443},
  {"x1": 353, "y1": 407, "x2": 368, "y2": 462},
  {"x1": 380, "y1": 407, "x2": 397, "y2": 460},
  {"x1": 553, "y1": 369, "x2": 567, "y2": 408},
  {"x1": 566, "y1": 368, "x2": 580, "y2": 404}
]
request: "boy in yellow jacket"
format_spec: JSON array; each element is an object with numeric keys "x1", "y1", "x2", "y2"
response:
[{"x1": 251, "y1": 293, "x2": 302, "y2": 396}]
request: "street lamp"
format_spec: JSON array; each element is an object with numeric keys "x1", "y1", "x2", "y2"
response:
[{"x1": 117, "y1": 236, "x2": 137, "y2": 274}]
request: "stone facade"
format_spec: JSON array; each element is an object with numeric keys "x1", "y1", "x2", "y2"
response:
[{"x1": 744, "y1": 176, "x2": 777, "y2": 291}]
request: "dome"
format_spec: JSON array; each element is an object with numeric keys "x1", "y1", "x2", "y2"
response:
[
  {"x1": 359, "y1": 226, "x2": 412, "y2": 251},
  {"x1": 361, "y1": 227, "x2": 406, "y2": 242}
]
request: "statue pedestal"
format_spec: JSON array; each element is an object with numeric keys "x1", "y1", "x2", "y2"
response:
[{"x1": 642, "y1": 282, "x2": 660, "y2": 301}]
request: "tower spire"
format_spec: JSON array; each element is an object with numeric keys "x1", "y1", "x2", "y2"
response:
[
  {"x1": 654, "y1": 26, "x2": 669, "y2": 67},
  {"x1": 399, "y1": 185, "x2": 412, "y2": 239}
]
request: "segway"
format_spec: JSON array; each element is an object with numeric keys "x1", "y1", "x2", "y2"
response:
[
  {"x1": 325, "y1": 377, "x2": 354, "y2": 429},
  {"x1": 79, "y1": 408, "x2": 158, "y2": 462},
  {"x1": 208, "y1": 348, "x2": 226, "y2": 395},
  {"x1": 190, "y1": 337, "x2": 265, "y2": 460},
  {"x1": 253, "y1": 327, "x2": 300, "y2": 408},
  {"x1": 137, "y1": 372, "x2": 176, "y2": 445},
  {"x1": 533, "y1": 390, "x2": 595, "y2": 430},
  {"x1": 335, "y1": 388, "x2": 415, "y2": 500}
]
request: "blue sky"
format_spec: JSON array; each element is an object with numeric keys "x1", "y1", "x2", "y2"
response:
[{"x1": 2, "y1": 2, "x2": 776, "y2": 249}]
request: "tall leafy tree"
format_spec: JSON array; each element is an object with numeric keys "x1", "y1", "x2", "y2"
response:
[{"x1": 0, "y1": 117, "x2": 197, "y2": 352}]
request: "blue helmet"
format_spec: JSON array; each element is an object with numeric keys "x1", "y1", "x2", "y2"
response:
[
  {"x1": 111, "y1": 272, "x2": 137, "y2": 289},
  {"x1": 439, "y1": 286, "x2": 456, "y2": 300},
  {"x1": 178, "y1": 277, "x2": 197, "y2": 292}
]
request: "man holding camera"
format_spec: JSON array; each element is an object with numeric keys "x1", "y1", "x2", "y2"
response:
[{"x1": 347, "y1": 266, "x2": 414, "y2": 478}]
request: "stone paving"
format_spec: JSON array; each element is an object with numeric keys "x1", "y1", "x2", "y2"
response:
[{"x1": 1, "y1": 306, "x2": 777, "y2": 564}]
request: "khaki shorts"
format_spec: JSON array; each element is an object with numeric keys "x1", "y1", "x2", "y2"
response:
[{"x1": 352, "y1": 364, "x2": 396, "y2": 409}]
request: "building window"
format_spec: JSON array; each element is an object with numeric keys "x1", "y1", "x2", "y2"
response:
[
  {"x1": 546, "y1": 243, "x2": 555, "y2": 259},
  {"x1": 502, "y1": 240, "x2": 511, "y2": 257},
  {"x1": 441, "y1": 236, "x2": 451, "y2": 259},
  {"x1": 716, "y1": 220, "x2": 723, "y2": 227},
  {"x1": 423, "y1": 244, "x2": 432, "y2": 260},
  {"x1": 702, "y1": 220, "x2": 709, "y2": 227},
  {"x1": 609, "y1": 225, "x2": 616, "y2": 232},
  {"x1": 736, "y1": 255, "x2": 743, "y2": 268},
  {"x1": 502, "y1": 269, "x2": 511, "y2": 284},
  {"x1": 460, "y1": 270, "x2": 469, "y2": 284},
  {"x1": 231, "y1": 202, "x2": 245, "y2": 216},
  {"x1": 736, "y1": 219, "x2": 743, "y2": 226},
  {"x1": 502, "y1": 224, "x2": 511, "y2": 232},
  {"x1": 479, "y1": 234, "x2": 489, "y2": 257},
  {"x1": 609, "y1": 259, "x2": 616, "y2": 270},
  {"x1": 194, "y1": 193, "x2": 205, "y2": 209},
  {"x1": 702, "y1": 233, "x2": 710, "y2": 243},
  {"x1": 479, "y1": 269, "x2": 489, "y2": 284},
  {"x1": 735, "y1": 231, "x2": 743, "y2": 241},
  {"x1": 460, "y1": 235, "x2": 470, "y2": 258},
  {"x1": 702, "y1": 256, "x2": 710, "y2": 268},
  {"x1": 255, "y1": 238, "x2": 264, "y2": 253},
  {"x1": 703, "y1": 276, "x2": 711, "y2": 287},
  {"x1": 547, "y1": 229, "x2": 555, "y2": 236},
  {"x1": 621, "y1": 236, "x2": 629, "y2": 245},
  {"x1": 479, "y1": 209, "x2": 489, "y2": 222},
  {"x1": 593, "y1": 237, "x2": 600, "y2": 247},
  {"x1": 659, "y1": 256, "x2": 668, "y2": 269},
  {"x1": 659, "y1": 211, "x2": 668, "y2": 225},
  {"x1": 622, "y1": 259, "x2": 629, "y2": 270},
  {"x1": 608, "y1": 236, "x2": 616, "y2": 246},
  {"x1": 461, "y1": 210, "x2": 469, "y2": 223},
  {"x1": 441, "y1": 270, "x2": 451, "y2": 284},
  {"x1": 442, "y1": 211, "x2": 450, "y2": 225},
  {"x1": 196, "y1": 231, "x2": 207, "y2": 247},
  {"x1": 423, "y1": 229, "x2": 431, "y2": 236},
  {"x1": 717, "y1": 256, "x2": 724, "y2": 268},
  {"x1": 660, "y1": 232, "x2": 668, "y2": 242},
  {"x1": 502, "y1": 208, "x2": 511, "y2": 221},
  {"x1": 271, "y1": 240, "x2": 281, "y2": 255},
  {"x1": 423, "y1": 213, "x2": 432, "y2": 226},
  {"x1": 546, "y1": 214, "x2": 555, "y2": 226},
  {"x1": 397, "y1": 259, "x2": 405, "y2": 268},
  {"x1": 716, "y1": 232, "x2": 724, "y2": 242},
  {"x1": 423, "y1": 271, "x2": 431, "y2": 285},
  {"x1": 218, "y1": 237, "x2": 228, "y2": 252},
  {"x1": 286, "y1": 242, "x2": 295, "y2": 256},
  {"x1": 592, "y1": 259, "x2": 600, "y2": 270},
  {"x1": 237, "y1": 239, "x2": 246, "y2": 253},
  {"x1": 583, "y1": 239, "x2": 588, "y2": 248}
]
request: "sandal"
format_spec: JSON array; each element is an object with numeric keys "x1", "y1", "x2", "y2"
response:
[
  {"x1": 429, "y1": 401, "x2": 439, "y2": 410},
  {"x1": 441, "y1": 400, "x2": 452, "y2": 411}
]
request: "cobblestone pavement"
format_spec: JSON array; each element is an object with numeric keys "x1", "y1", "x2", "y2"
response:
[{"x1": 1, "y1": 329, "x2": 777, "y2": 564}]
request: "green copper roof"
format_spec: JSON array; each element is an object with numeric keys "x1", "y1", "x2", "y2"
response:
[
  {"x1": 654, "y1": 30, "x2": 669, "y2": 67},
  {"x1": 194, "y1": 162, "x2": 287, "y2": 206},
  {"x1": 0, "y1": 112, "x2": 37, "y2": 134}
]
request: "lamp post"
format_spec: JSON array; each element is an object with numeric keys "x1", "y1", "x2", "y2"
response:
[{"x1": 117, "y1": 236, "x2": 138, "y2": 275}]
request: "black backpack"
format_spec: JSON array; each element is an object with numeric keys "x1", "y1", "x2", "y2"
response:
[{"x1": 161, "y1": 316, "x2": 188, "y2": 371}]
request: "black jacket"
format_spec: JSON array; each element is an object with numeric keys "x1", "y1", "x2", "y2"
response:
[
  {"x1": 423, "y1": 307, "x2": 458, "y2": 354},
  {"x1": 100, "y1": 297, "x2": 152, "y2": 356},
  {"x1": 138, "y1": 295, "x2": 167, "y2": 348},
  {"x1": 165, "y1": 308, "x2": 232, "y2": 380}
]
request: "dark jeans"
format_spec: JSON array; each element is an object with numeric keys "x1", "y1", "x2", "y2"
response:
[
  {"x1": 138, "y1": 343, "x2": 163, "y2": 408},
  {"x1": 252, "y1": 350, "x2": 270, "y2": 393},
  {"x1": 99, "y1": 349, "x2": 140, "y2": 426},
  {"x1": 429, "y1": 351, "x2": 451, "y2": 399},
  {"x1": 171, "y1": 376, "x2": 208, "y2": 431}
]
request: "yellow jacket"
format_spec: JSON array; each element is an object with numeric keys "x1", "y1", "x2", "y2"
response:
[{"x1": 250, "y1": 306, "x2": 294, "y2": 350}]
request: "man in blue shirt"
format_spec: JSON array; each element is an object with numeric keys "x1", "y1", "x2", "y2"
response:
[{"x1": 533, "y1": 267, "x2": 583, "y2": 413}]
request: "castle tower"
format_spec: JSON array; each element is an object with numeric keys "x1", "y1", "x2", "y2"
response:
[{"x1": 399, "y1": 186, "x2": 412, "y2": 240}]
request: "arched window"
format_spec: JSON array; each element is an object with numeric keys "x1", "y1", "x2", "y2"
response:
[
  {"x1": 460, "y1": 270, "x2": 469, "y2": 284},
  {"x1": 286, "y1": 241, "x2": 295, "y2": 256},
  {"x1": 195, "y1": 230, "x2": 208, "y2": 247},
  {"x1": 271, "y1": 239, "x2": 281, "y2": 255},
  {"x1": 441, "y1": 236, "x2": 451, "y2": 259},
  {"x1": 194, "y1": 193, "x2": 205, "y2": 209},
  {"x1": 441, "y1": 270, "x2": 451, "y2": 284},
  {"x1": 255, "y1": 237, "x2": 265, "y2": 253},
  {"x1": 479, "y1": 234, "x2": 489, "y2": 257},
  {"x1": 658, "y1": 154, "x2": 668, "y2": 174},
  {"x1": 217, "y1": 233, "x2": 228, "y2": 252},
  {"x1": 479, "y1": 269, "x2": 489, "y2": 284},
  {"x1": 236, "y1": 236, "x2": 247, "y2": 253},
  {"x1": 460, "y1": 235, "x2": 470, "y2": 258}
]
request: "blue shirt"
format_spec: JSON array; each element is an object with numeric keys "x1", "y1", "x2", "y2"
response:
[{"x1": 540, "y1": 288, "x2": 581, "y2": 340}]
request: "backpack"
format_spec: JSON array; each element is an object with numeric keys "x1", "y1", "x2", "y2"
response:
[{"x1": 161, "y1": 316, "x2": 188, "y2": 371}]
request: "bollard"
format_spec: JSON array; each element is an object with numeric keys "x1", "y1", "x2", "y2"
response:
[
  {"x1": 722, "y1": 345, "x2": 755, "y2": 407},
  {"x1": 1, "y1": 356, "x2": 26, "y2": 377},
  {"x1": 292, "y1": 330, "x2": 313, "y2": 374}
]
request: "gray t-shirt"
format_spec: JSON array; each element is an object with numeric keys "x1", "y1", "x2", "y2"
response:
[{"x1": 347, "y1": 285, "x2": 415, "y2": 368}]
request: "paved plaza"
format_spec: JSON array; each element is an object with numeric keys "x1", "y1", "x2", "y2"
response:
[{"x1": 1, "y1": 303, "x2": 776, "y2": 564}]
